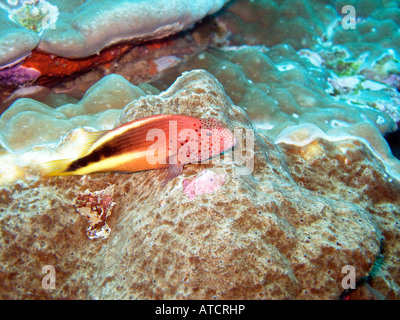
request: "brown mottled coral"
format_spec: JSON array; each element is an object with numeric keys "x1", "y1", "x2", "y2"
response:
[
  {"x1": 277, "y1": 134, "x2": 400, "y2": 299},
  {"x1": 0, "y1": 70, "x2": 399, "y2": 299}
]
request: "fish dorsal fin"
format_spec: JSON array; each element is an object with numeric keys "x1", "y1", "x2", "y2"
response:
[{"x1": 78, "y1": 130, "x2": 108, "y2": 158}]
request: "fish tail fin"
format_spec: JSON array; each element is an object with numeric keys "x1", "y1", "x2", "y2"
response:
[
  {"x1": 41, "y1": 129, "x2": 108, "y2": 177},
  {"x1": 41, "y1": 158, "x2": 75, "y2": 177}
]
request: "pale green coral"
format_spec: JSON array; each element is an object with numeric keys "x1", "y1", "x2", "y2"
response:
[
  {"x1": 6, "y1": 0, "x2": 58, "y2": 34},
  {"x1": 321, "y1": 48, "x2": 365, "y2": 77}
]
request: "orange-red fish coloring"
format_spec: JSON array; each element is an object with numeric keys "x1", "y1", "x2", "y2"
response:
[{"x1": 43, "y1": 114, "x2": 236, "y2": 185}]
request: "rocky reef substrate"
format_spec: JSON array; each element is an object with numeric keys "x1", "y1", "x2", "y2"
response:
[{"x1": 0, "y1": 70, "x2": 399, "y2": 299}]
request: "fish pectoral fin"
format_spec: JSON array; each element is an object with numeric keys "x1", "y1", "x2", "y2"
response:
[
  {"x1": 158, "y1": 163, "x2": 184, "y2": 187},
  {"x1": 41, "y1": 158, "x2": 74, "y2": 177}
]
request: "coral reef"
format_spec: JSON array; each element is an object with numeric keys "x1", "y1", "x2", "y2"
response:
[
  {"x1": 218, "y1": 0, "x2": 400, "y2": 62},
  {"x1": 2, "y1": 0, "x2": 399, "y2": 108},
  {"x1": 217, "y1": 0, "x2": 337, "y2": 49},
  {"x1": 157, "y1": 45, "x2": 400, "y2": 177},
  {"x1": 0, "y1": 0, "x2": 230, "y2": 66},
  {"x1": 0, "y1": 5, "x2": 40, "y2": 67},
  {"x1": 0, "y1": 0, "x2": 400, "y2": 301},
  {"x1": 6, "y1": 0, "x2": 59, "y2": 34},
  {"x1": 0, "y1": 43, "x2": 134, "y2": 88},
  {"x1": 0, "y1": 70, "x2": 399, "y2": 300},
  {"x1": 0, "y1": 74, "x2": 148, "y2": 152}
]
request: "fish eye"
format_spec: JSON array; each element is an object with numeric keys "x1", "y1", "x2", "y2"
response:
[{"x1": 206, "y1": 132, "x2": 212, "y2": 136}]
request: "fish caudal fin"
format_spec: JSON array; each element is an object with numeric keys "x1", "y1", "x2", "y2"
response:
[
  {"x1": 41, "y1": 158, "x2": 74, "y2": 177},
  {"x1": 41, "y1": 129, "x2": 108, "y2": 177}
]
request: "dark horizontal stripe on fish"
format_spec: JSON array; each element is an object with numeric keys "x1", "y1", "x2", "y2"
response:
[
  {"x1": 66, "y1": 144, "x2": 118, "y2": 172},
  {"x1": 66, "y1": 125, "x2": 166, "y2": 172}
]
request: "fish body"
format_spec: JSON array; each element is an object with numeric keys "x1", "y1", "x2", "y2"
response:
[{"x1": 43, "y1": 114, "x2": 236, "y2": 183}]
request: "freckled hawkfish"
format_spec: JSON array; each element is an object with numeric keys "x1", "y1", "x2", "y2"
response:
[{"x1": 42, "y1": 114, "x2": 236, "y2": 185}]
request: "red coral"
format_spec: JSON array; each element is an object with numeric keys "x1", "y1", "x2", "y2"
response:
[{"x1": 22, "y1": 44, "x2": 133, "y2": 86}]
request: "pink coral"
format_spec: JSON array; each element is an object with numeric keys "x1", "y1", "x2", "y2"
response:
[{"x1": 183, "y1": 169, "x2": 226, "y2": 199}]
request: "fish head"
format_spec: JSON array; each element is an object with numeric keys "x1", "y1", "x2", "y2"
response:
[
  {"x1": 176, "y1": 116, "x2": 236, "y2": 165},
  {"x1": 197, "y1": 117, "x2": 236, "y2": 161}
]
